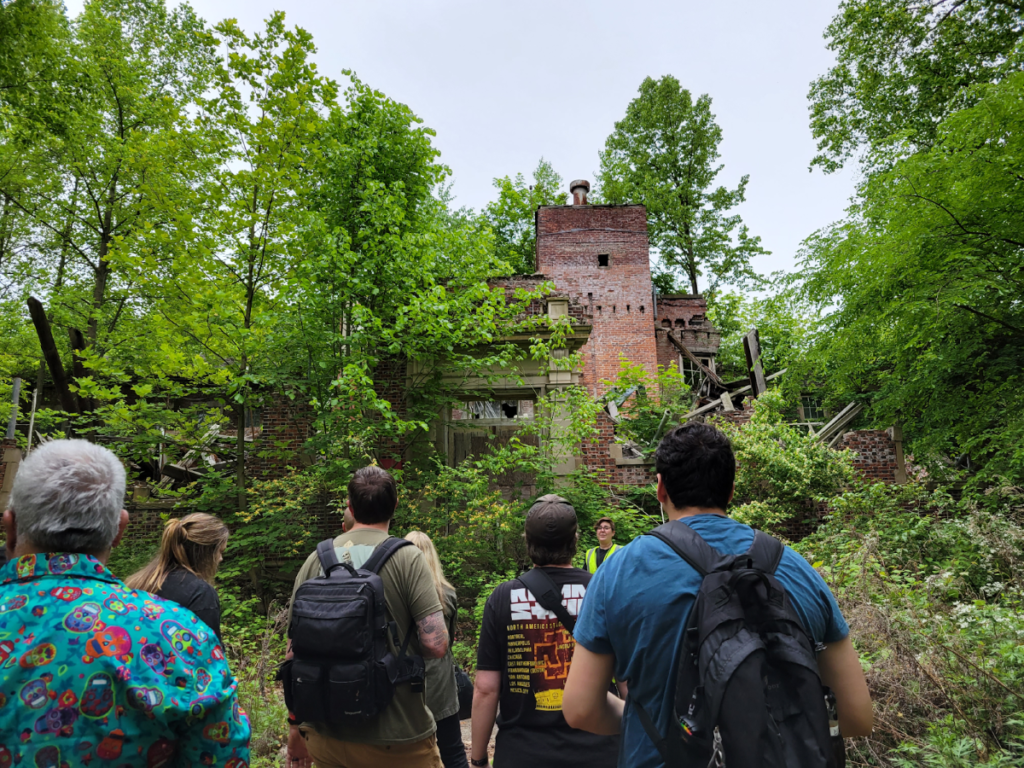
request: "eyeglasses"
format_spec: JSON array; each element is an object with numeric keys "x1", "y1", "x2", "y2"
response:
[{"x1": 596, "y1": 526, "x2": 613, "y2": 531}]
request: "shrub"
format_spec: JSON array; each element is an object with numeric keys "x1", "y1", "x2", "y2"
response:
[
  {"x1": 717, "y1": 389, "x2": 856, "y2": 536},
  {"x1": 798, "y1": 483, "x2": 1024, "y2": 766}
]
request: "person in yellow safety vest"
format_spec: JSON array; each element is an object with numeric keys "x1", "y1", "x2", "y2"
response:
[{"x1": 586, "y1": 517, "x2": 620, "y2": 574}]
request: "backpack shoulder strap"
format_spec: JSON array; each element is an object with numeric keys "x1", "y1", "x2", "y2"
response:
[
  {"x1": 646, "y1": 520, "x2": 727, "y2": 576},
  {"x1": 518, "y1": 568, "x2": 575, "y2": 635},
  {"x1": 316, "y1": 538, "x2": 344, "y2": 574},
  {"x1": 363, "y1": 537, "x2": 412, "y2": 574},
  {"x1": 746, "y1": 530, "x2": 785, "y2": 574}
]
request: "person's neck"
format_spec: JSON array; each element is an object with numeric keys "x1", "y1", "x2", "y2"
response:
[
  {"x1": 665, "y1": 505, "x2": 728, "y2": 521},
  {"x1": 534, "y1": 562, "x2": 573, "y2": 569},
  {"x1": 598, "y1": 541, "x2": 614, "y2": 550},
  {"x1": 12, "y1": 543, "x2": 110, "y2": 564},
  {"x1": 348, "y1": 521, "x2": 391, "y2": 534}
]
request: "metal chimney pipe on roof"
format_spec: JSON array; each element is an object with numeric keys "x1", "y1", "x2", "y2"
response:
[{"x1": 570, "y1": 179, "x2": 590, "y2": 205}]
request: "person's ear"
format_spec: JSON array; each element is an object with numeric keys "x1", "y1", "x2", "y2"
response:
[
  {"x1": 655, "y1": 474, "x2": 669, "y2": 505},
  {"x1": 3, "y1": 509, "x2": 17, "y2": 555},
  {"x1": 728, "y1": 483, "x2": 735, "y2": 505},
  {"x1": 109, "y1": 509, "x2": 130, "y2": 549}
]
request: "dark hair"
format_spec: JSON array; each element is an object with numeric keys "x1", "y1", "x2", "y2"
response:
[
  {"x1": 525, "y1": 531, "x2": 578, "y2": 566},
  {"x1": 594, "y1": 516, "x2": 615, "y2": 533},
  {"x1": 654, "y1": 422, "x2": 735, "y2": 511},
  {"x1": 348, "y1": 466, "x2": 398, "y2": 524}
]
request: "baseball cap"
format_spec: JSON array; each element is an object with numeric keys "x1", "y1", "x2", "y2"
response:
[{"x1": 524, "y1": 494, "x2": 578, "y2": 542}]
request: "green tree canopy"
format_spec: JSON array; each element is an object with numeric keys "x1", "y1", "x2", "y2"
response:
[
  {"x1": 598, "y1": 75, "x2": 766, "y2": 296},
  {"x1": 484, "y1": 158, "x2": 567, "y2": 275},
  {"x1": 809, "y1": 0, "x2": 1024, "y2": 174},
  {"x1": 799, "y1": 72, "x2": 1024, "y2": 483}
]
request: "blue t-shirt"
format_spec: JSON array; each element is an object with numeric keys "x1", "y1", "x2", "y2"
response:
[{"x1": 574, "y1": 514, "x2": 849, "y2": 768}]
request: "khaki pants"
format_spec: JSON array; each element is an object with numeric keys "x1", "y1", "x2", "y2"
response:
[{"x1": 304, "y1": 728, "x2": 443, "y2": 768}]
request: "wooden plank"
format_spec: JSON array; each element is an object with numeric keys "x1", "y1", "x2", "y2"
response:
[
  {"x1": 5, "y1": 377, "x2": 20, "y2": 439},
  {"x1": 720, "y1": 391, "x2": 735, "y2": 412},
  {"x1": 27, "y1": 297, "x2": 79, "y2": 414},
  {"x1": 728, "y1": 368, "x2": 787, "y2": 398},
  {"x1": 667, "y1": 332, "x2": 725, "y2": 387},
  {"x1": 682, "y1": 397, "x2": 724, "y2": 421},
  {"x1": 743, "y1": 329, "x2": 767, "y2": 396},
  {"x1": 814, "y1": 402, "x2": 863, "y2": 444}
]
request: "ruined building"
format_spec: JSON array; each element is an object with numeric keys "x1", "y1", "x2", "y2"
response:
[{"x1": 428, "y1": 179, "x2": 724, "y2": 485}]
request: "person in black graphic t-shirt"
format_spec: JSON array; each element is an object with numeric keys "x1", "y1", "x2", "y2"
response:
[{"x1": 471, "y1": 495, "x2": 619, "y2": 768}]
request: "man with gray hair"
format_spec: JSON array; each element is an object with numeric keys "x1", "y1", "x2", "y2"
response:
[{"x1": 0, "y1": 439, "x2": 250, "y2": 767}]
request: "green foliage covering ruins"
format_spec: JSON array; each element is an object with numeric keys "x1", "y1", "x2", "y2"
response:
[{"x1": 3, "y1": 0, "x2": 1024, "y2": 764}]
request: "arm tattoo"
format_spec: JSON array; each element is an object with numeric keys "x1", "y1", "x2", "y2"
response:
[{"x1": 416, "y1": 610, "x2": 449, "y2": 659}]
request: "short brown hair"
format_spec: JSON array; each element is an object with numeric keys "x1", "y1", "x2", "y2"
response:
[
  {"x1": 594, "y1": 516, "x2": 615, "y2": 533},
  {"x1": 526, "y1": 531, "x2": 578, "y2": 566},
  {"x1": 348, "y1": 466, "x2": 398, "y2": 524}
]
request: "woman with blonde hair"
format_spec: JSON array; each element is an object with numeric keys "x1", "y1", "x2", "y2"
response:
[
  {"x1": 405, "y1": 530, "x2": 467, "y2": 768},
  {"x1": 126, "y1": 512, "x2": 229, "y2": 639}
]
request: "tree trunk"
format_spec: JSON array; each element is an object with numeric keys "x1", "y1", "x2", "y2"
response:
[
  {"x1": 236, "y1": 404, "x2": 247, "y2": 511},
  {"x1": 68, "y1": 327, "x2": 94, "y2": 412},
  {"x1": 90, "y1": 179, "x2": 116, "y2": 345}
]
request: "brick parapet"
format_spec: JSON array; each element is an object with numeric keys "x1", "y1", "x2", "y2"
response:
[{"x1": 488, "y1": 276, "x2": 593, "y2": 326}]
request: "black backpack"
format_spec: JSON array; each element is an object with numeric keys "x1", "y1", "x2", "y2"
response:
[
  {"x1": 282, "y1": 537, "x2": 425, "y2": 724},
  {"x1": 634, "y1": 521, "x2": 837, "y2": 768}
]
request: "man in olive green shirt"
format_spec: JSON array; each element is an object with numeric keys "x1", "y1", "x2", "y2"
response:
[{"x1": 286, "y1": 466, "x2": 449, "y2": 768}]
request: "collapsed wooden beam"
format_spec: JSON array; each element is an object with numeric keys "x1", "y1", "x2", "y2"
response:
[
  {"x1": 667, "y1": 332, "x2": 725, "y2": 388},
  {"x1": 814, "y1": 402, "x2": 863, "y2": 446},
  {"x1": 743, "y1": 329, "x2": 767, "y2": 396},
  {"x1": 26, "y1": 297, "x2": 79, "y2": 414}
]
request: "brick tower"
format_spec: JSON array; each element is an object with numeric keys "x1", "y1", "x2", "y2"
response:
[{"x1": 535, "y1": 180, "x2": 659, "y2": 396}]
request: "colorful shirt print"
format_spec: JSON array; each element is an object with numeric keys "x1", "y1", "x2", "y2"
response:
[{"x1": 0, "y1": 553, "x2": 250, "y2": 768}]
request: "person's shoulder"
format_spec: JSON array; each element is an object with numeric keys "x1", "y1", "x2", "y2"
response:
[
  {"x1": 486, "y1": 577, "x2": 517, "y2": 603},
  {"x1": 777, "y1": 544, "x2": 830, "y2": 586},
  {"x1": 381, "y1": 536, "x2": 428, "y2": 575},
  {"x1": 606, "y1": 531, "x2": 663, "y2": 559},
  {"x1": 562, "y1": 566, "x2": 591, "y2": 585}
]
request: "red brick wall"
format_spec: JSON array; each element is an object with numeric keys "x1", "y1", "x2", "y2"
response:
[
  {"x1": 536, "y1": 205, "x2": 659, "y2": 397},
  {"x1": 837, "y1": 430, "x2": 900, "y2": 484},
  {"x1": 655, "y1": 328, "x2": 678, "y2": 374},
  {"x1": 123, "y1": 495, "x2": 343, "y2": 554},
  {"x1": 655, "y1": 295, "x2": 709, "y2": 330},
  {"x1": 488, "y1": 276, "x2": 593, "y2": 326},
  {"x1": 245, "y1": 395, "x2": 314, "y2": 480}
]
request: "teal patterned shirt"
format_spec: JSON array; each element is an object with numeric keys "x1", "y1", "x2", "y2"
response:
[{"x1": 0, "y1": 553, "x2": 251, "y2": 768}]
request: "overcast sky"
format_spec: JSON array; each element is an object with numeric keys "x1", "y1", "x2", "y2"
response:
[{"x1": 71, "y1": 0, "x2": 858, "y2": 282}]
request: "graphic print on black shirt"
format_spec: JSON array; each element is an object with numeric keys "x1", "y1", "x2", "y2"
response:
[{"x1": 477, "y1": 567, "x2": 618, "y2": 768}]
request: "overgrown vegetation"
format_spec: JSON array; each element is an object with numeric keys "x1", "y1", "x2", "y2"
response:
[
  {"x1": 5, "y1": 0, "x2": 1024, "y2": 764},
  {"x1": 800, "y1": 483, "x2": 1024, "y2": 766}
]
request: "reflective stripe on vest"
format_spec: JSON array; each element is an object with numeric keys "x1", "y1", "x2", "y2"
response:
[{"x1": 586, "y1": 543, "x2": 619, "y2": 574}]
